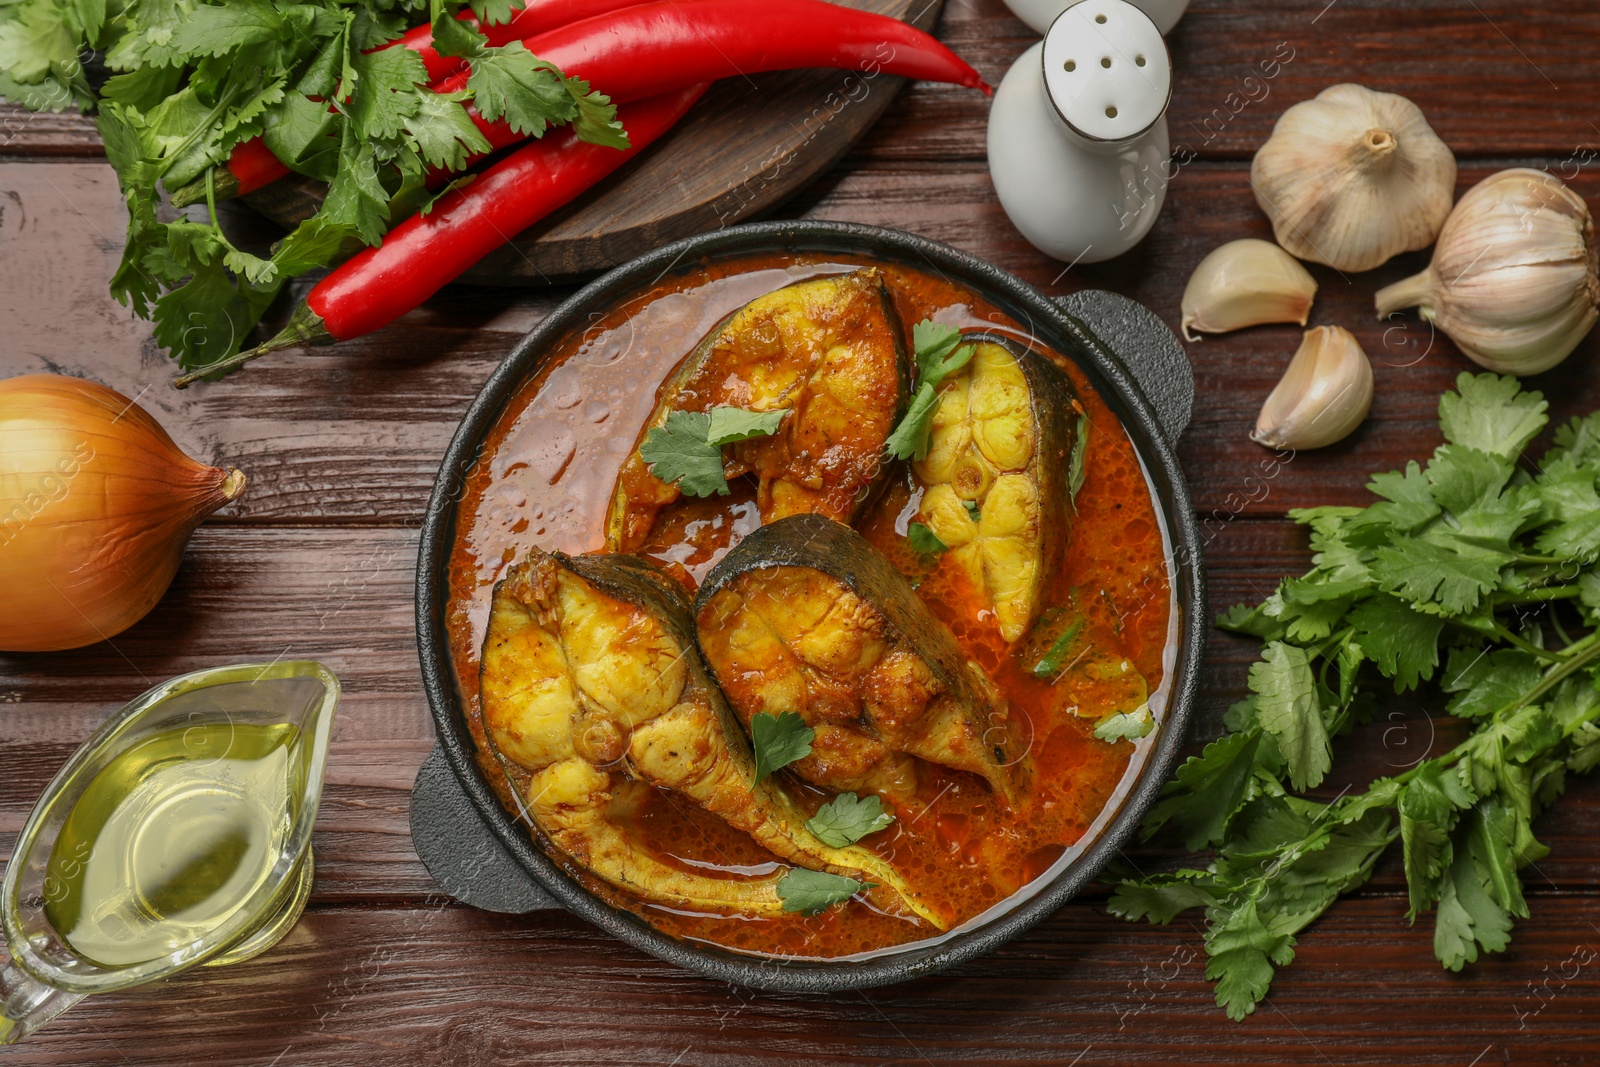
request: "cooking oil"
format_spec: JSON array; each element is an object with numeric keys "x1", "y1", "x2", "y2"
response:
[{"x1": 42, "y1": 721, "x2": 303, "y2": 968}]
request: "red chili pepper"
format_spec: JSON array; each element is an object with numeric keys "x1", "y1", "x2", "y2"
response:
[
  {"x1": 172, "y1": 86, "x2": 709, "y2": 387},
  {"x1": 422, "y1": 0, "x2": 986, "y2": 180},
  {"x1": 181, "y1": 0, "x2": 985, "y2": 205}
]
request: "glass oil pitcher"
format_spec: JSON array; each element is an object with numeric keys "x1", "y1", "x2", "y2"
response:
[{"x1": 0, "y1": 661, "x2": 339, "y2": 1043}]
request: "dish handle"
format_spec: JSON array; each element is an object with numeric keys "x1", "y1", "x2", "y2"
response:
[
  {"x1": 1054, "y1": 290, "x2": 1192, "y2": 444},
  {"x1": 409, "y1": 747, "x2": 562, "y2": 914}
]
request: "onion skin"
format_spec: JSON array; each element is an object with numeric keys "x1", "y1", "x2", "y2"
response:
[{"x1": 0, "y1": 375, "x2": 246, "y2": 651}]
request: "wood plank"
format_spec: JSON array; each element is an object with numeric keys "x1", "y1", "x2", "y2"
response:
[
  {"x1": 3, "y1": 894, "x2": 1599, "y2": 1065},
  {"x1": 7, "y1": 159, "x2": 1600, "y2": 524},
  {"x1": 9, "y1": 2, "x2": 1600, "y2": 164}
]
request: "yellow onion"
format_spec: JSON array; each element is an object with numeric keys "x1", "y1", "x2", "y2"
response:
[{"x1": 0, "y1": 375, "x2": 246, "y2": 651}]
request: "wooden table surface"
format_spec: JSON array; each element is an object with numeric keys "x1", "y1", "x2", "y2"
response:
[{"x1": 5, "y1": 1, "x2": 1600, "y2": 1063}]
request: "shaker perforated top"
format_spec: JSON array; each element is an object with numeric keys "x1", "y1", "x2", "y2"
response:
[{"x1": 1041, "y1": 0, "x2": 1172, "y2": 143}]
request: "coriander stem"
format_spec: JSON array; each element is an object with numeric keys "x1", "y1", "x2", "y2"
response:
[
  {"x1": 1495, "y1": 586, "x2": 1582, "y2": 605},
  {"x1": 1490, "y1": 623, "x2": 1563, "y2": 662},
  {"x1": 1496, "y1": 629, "x2": 1600, "y2": 719}
]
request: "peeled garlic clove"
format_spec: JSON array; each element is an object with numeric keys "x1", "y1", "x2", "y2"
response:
[
  {"x1": 1181, "y1": 239, "x2": 1318, "y2": 341},
  {"x1": 1252, "y1": 326, "x2": 1374, "y2": 450},
  {"x1": 1375, "y1": 168, "x2": 1600, "y2": 375},
  {"x1": 1251, "y1": 84, "x2": 1456, "y2": 273}
]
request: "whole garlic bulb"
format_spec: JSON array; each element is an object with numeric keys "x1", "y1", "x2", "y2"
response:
[
  {"x1": 1375, "y1": 168, "x2": 1599, "y2": 375},
  {"x1": 0, "y1": 375, "x2": 246, "y2": 651},
  {"x1": 1251, "y1": 84, "x2": 1457, "y2": 272},
  {"x1": 1252, "y1": 326, "x2": 1374, "y2": 450}
]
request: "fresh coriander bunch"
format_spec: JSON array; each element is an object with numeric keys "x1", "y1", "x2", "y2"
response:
[
  {"x1": 1110, "y1": 373, "x2": 1600, "y2": 1020},
  {"x1": 0, "y1": 0, "x2": 620, "y2": 372}
]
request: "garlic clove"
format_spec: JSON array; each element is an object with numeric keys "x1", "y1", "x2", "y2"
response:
[
  {"x1": 1180, "y1": 238, "x2": 1318, "y2": 341},
  {"x1": 1251, "y1": 84, "x2": 1456, "y2": 273},
  {"x1": 1375, "y1": 168, "x2": 1600, "y2": 375},
  {"x1": 1252, "y1": 326, "x2": 1374, "y2": 451}
]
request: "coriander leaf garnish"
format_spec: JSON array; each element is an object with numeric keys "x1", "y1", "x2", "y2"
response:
[
  {"x1": 639, "y1": 406, "x2": 787, "y2": 498},
  {"x1": 639, "y1": 411, "x2": 729, "y2": 497},
  {"x1": 1248, "y1": 642, "x2": 1330, "y2": 792},
  {"x1": 777, "y1": 868, "x2": 871, "y2": 915},
  {"x1": 885, "y1": 319, "x2": 975, "y2": 461},
  {"x1": 1109, "y1": 373, "x2": 1600, "y2": 1021},
  {"x1": 907, "y1": 522, "x2": 948, "y2": 555},
  {"x1": 805, "y1": 792, "x2": 893, "y2": 847},
  {"x1": 1094, "y1": 706, "x2": 1154, "y2": 743},
  {"x1": 706, "y1": 405, "x2": 786, "y2": 446},
  {"x1": 962, "y1": 499, "x2": 981, "y2": 522},
  {"x1": 1031, "y1": 618, "x2": 1085, "y2": 678},
  {"x1": 749, "y1": 710, "x2": 814, "y2": 784}
]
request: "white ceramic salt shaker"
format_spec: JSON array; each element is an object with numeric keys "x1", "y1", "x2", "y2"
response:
[
  {"x1": 1002, "y1": 0, "x2": 1187, "y2": 35},
  {"x1": 987, "y1": 0, "x2": 1173, "y2": 265}
]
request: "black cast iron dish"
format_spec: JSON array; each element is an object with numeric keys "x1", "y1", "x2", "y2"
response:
[{"x1": 412, "y1": 220, "x2": 1204, "y2": 992}]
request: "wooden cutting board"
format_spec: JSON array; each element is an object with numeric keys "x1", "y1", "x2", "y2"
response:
[{"x1": 240, "y1": 0, "x2": 947, "y2": 285}]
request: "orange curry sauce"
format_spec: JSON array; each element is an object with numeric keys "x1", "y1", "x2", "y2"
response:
[{"x1": 446, "y1": 254, "x2": 1173, "y2": 959}]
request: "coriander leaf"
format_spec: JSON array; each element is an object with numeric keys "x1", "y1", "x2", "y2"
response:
[
  {"x1": 749, "y1": 710, "x2": 813, "y2": 784},
  {"x1": 1353, "y1": 461, "x2": 1440, "y2": 534},
  {"x1": 639, "y1": 411, "x2": 729, "y2": 497},
  {"x1": 963, "y1": 498, "x2": 981, "y2": 522},
  {"x1": 1568, "y1": 722, "x2": 1600, "y2": 773},
  {"x1": 1433, "y1": 825, "x2": 1513, "y2": 972},
  {"x1": 1346, "y1": 595, "x2": 1445, "y2": 691},
  {"x1": 347, "y1": 44, "x2": 428, "y2": 140},
  {"x1": 223, "y1": 247, "x2": 277, "y2": 287},
  {"x1": 1398, "y1": 761, "x2": 1476, "y2": 919},
  {"x1": 1203, "y1": 898, "x2": 1295, "y2": 1022},
  {"x1": 99, "y1": 62, "x2": 183, "y2": 111},
  {"x1": 907, "y1": 522, "x2": 948, "y2": 556},
  {"x1": 1106, "y1": 871, "x2": 1219, "y2": 924},
  {"x1": 1095, "y1": 706, "x2": 1154, "y2": 743},
  {"x1": 431, "y1": 8, "x2": 488, "y2": 60},
  {"x1": 1142, "y1": 729, "x2": 1262, "y2": 850},
  {"x1": 884, "y1": 382, "x2": 942, "y2": 461},
  {"x1": 1067, "y1": 412, "x2": 1089, "y2": 504},
  {"x1": 0, "y1": 3, "x2": 77, "y2": 84},
  {"x1": 1424, "y1": 445, "x2": 1517, "y2": 520},
  {"x1": 1550, "y1": 410, "x2": 1600, "y2": 465},
  {"x1": 565, "y1": 76, "x2": 628, "y2": 149},
  {"x1": 1216, "y1": 602, "x2": 1287, "y2": 641},
  {"x1": 320, "y1": 137, "x2": 390, "y2": 246},
  {"x1": 468, "y1": 0, "x2": 520, "y2": 24},
  {"x1": 705, "y1": 405, "x2": 786, "y2": 446},
  {"x1": 1438, "y1": 373, "x2": 1548, "y2": 459},
  {"x1": 912, "y1": 319, "x2": 961, "y2": 370},
  {"x1": 777, "y1": 868, "x2": 868, "y2": 915},
  {"x1": 1370, "y1": 534, "x2": 1503, "y2": 616},
  {"x1": 468, "y1": 41, "x2": 575, "y2": 136},
  {"x1": 270, "y1": 216, "x2": 359, "y2": 277},
  {"x1": 261, "y1": 91, "x2": 341, "y2": 181},
  {"x1": 151, "y1": 259, "x2": 276, "y2": 371},
  {"x1": 1442, "y1": 647, "x2": 1542, "y2": 719},
  {"x1": 1249, "y1": 642, "x2": 1330, "y2": 792},
  {"x1": 885, "y1": 319, "x2": 975, "y2": 461},
  {"x1": 1468, "y1": 799, "x2": 1530, "y2": 919},
  {"x1": 1531, "y1": 453, "x2": 1600, "y2": 562},
  {"x1": 805, "y1": 792, "x2": 893, "y2": 847},
  {"x1": 168, "y1": 0, "x2": 283, "y2": 60},
  {"x1": 1031, "y1": 617, "x2": 1085, "y2": 678},
  {"x1": 403, "y1": 88, "x2": 493, "y2": 172}
]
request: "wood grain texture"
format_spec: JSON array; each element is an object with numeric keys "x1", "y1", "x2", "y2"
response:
[{"x1": 5, "y1": 2, "x2": 1600, "y2": 1062}]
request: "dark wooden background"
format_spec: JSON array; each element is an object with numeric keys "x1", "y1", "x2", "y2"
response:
[{"x1": 4, "y1": 1, "x2": 1600, "y2": 1063}]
